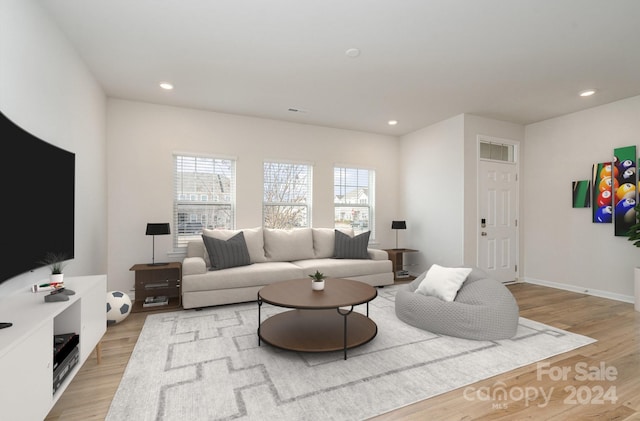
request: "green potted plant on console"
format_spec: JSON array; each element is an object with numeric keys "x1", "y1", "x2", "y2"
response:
[{"x1": 40, "y1": 252, "x2": 69, "y2": 284}]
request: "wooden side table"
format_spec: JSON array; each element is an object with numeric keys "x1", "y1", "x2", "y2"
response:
[
  {"x1": 383, "y1": 249, "x2": 419, "y2": 281},
  {"x1": 130, "y1": 262, "x2": 182, "y2": 312}
]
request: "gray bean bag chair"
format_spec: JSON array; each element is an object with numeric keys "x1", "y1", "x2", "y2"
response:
[{"x1": 394, "y1": 266, "x2": 519, "y2": 340}]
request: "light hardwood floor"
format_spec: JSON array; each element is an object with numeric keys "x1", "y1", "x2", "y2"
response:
[{"x1": 45, "y1": 283, "x2": 640, "y2": 421}]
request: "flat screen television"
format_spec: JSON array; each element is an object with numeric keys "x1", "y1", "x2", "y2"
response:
[{"x1": 0, "y1": 110, "x2": 75, "y2": 284}]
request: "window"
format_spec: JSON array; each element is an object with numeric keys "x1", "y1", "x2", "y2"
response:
[
  {"x1": 479, "y1": 140, "x2": 515, "y2": 163},
  {"x1": 174, "y1": 154, "x2": 236, "y2": 248},
  {"x1": 334, "y1": 166, "x2": 375, "y2": 237},
  {"x1": 263, "y1": 161, "x2": 312, "y2": 228}
]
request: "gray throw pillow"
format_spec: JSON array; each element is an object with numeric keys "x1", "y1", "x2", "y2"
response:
[
  {"x1": 202, "y1": 231, "x2": 251, "y2": 270},
  {"x1": 333, "y1": 230, "x2": 371, "y2": 259}
]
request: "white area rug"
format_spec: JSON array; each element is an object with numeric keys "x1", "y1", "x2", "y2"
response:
[{"x1": 106, "y1": 286, "x2": 596, "y2": 421}]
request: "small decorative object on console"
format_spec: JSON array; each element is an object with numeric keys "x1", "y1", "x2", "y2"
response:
[
  {"x1": 44, "y1": 289, "x2": 70, "y2": 302},
  {"x1": 31, "y1": 281, "x2": 65, "y2": 292},
  {"x1": 309, "y1": 270, "x2": 326, "y2": 291},
  {"x1": 43, "y1": 285, "x2": 76, "y2": 302}
]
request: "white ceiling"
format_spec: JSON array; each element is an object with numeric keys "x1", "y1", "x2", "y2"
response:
[{"x1": 38, "y1": 0, "x2": 640, "y2": 136}]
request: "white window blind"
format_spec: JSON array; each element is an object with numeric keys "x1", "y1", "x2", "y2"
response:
[
  {"x1": 263, "y1": 161, "x2": 312, "y2": 228},
  {"x1": 174, "y1": 154, "x2": 236, "y2": 248},
  {"x1": 334, "y1": 166, "x2": 375, "y2": 238},
  {"x1": 479, "y1": 140, "x2": 515, "y2": 162}
]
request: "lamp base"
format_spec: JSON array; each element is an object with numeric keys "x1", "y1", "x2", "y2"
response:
[{"x1": 147, "y1": 262, "x2": 170, "y2": 266}]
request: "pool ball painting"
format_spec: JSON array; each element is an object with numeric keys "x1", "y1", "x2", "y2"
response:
[
  {"x1": 581, "y1": 147, "x2": 637, "y2": 235},
  {"x1": 595, "y1": 205, "x2": 613, "y2": 223},
  {"x1": 596, "y1": 190, "x2": 612, "y2": 207},
  {"x1": 592, "y1": 162, "x2": 612, "y2": 224},
  {"x1": 616, "y1": 183, "x2": 636, "y2": 201},
  {"x1": 599, "y1": 164, "x2": 619, "y2": 180},
  {"x1": 613, "y1": 145, "x2": 637, "y2": 236},
  {"x1": 615, "y1": 198, "x2": 636, "y2": 224},
  {"x1": 572, "y1": 180, "x2": 591, "y2": 208}
]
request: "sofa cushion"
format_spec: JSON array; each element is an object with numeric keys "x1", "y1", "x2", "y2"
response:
[
  {"x1": 202, "y1": 232, "x2": 251, "y2": 270},
  {"x1": 202, "y1": 227, "x2": 267, "y2": 264},
  {"x1": 293, "y1": 258, "x2": 391, "y2": 278},
  {"x1": 334, "y1": 230, "x2": 371, "y2": 259},
  {"x1": 187, "y1": 240, "x2": 207, "y2": 261},
  {"x1": 263, "y1": 228, "x2": 314, "y2": 261},
  {"x1": 182, "y1": 262, "x2": 305, "y2": 292},
  {"x1": 312, "y1": 227, "x2": 354, "y2": 258}
]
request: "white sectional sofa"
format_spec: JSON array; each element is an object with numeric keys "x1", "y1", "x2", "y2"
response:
[{"x1": 181, "y1": 227, "x2": 394, "y2": 309}]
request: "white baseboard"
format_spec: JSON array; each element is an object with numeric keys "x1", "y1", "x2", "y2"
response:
[{"x1": 522, "y1": 277, "x2": 635, "y2": 304}]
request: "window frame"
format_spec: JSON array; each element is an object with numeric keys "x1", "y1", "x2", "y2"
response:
[
  {"x1": 333, "y1": 165, "x2": 375, "y2": 240},
  {"x1": 173, "y1": 153, "x2": 236, "y2": 249},
  {"x1": 262, "y1": 160, "x2": 313, "y2": 229}
]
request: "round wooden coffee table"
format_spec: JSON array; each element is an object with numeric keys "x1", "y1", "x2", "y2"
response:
[{"x1": 257, "y1": 278, "x2": 378, "y2": 360}]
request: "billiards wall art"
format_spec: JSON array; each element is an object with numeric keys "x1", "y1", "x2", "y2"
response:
[
  {"x1": 587, "y1": 145, "x2": 637, "y2": 237},
  {"x1": 572, "y1": 180, "x2": 590, "y2": 208}
]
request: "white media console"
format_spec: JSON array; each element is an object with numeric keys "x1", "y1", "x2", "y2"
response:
[{"x1": 0, "y1": 275, "x2": 107, "y2": 420}]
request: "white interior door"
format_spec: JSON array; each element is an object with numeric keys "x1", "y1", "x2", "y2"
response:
[{"x1": 477, "y1": 149, "x2": 519, "y2": 283}]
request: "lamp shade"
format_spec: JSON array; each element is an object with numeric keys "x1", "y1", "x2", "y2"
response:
[
  {"x1": 146, "y1": 223, "x2": 171, "y2": 236},
  {"x1": 391, "y1": 220, "x2": 406, "y2": 230}
]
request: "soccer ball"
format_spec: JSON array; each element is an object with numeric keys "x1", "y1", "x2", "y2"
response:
[{"x1": 106, "y1": 291, "x2": 132, "y2": 325}]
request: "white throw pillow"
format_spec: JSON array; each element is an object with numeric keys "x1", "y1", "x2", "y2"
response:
[{"x1": 415, "y1": 264, "x2": 472, "y2": 302}]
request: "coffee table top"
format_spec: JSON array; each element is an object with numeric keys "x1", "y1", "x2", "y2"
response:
[{"x1": 258, "y1": 278, "x2": 377, "y2": 309}]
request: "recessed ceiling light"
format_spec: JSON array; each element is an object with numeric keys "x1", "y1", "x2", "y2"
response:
[
  {"x1": 579, "y1": 89, "x2": 596, "y2": 97},
  {"x1": 159, "y1": 82, "x2": 174, "y2": 90},
  {"x1": 345, "y1": 48, "x2": 361, "y2": 58},
  {"x1": 388, "y1": 120, "x2": 398, "y2": 126}
]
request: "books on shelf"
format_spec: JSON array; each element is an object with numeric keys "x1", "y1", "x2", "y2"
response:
[
  {"x1": 396, "y1": 270, "x2": 410, "y2": 278},
  {"x1": 144, "y1": 281, "x2": 170, "y2": 289},
  {"x1": 143, "y1": 295, "x2": 169, "y2": 308}
]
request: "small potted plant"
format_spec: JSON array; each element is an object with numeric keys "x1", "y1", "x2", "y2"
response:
[
  {"x1": 40, "y1": 252, "x2": 69, "y2": 284},
  {"x1": 308, "y1": 270, "x2": 326, "y2": 291}
]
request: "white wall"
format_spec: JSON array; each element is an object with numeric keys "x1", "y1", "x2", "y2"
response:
[
  {"x1": 399, "y1": 114, "x2": 525, "y2": 277},
  {"x1": 106, "y1": 99, "x2": 401, "y2": 296},
  {"x1": 399, "y1": 114, "x2": 466, "y2": 274},
  {"x1": 0, "y1": 0, "x2": 107, "y2": 297},
  {"x1": 523, "y1": 95, "x2": 640, "y2": 301}
]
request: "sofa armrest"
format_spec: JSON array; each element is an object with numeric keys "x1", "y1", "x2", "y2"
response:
[
  {"x1": 368, "y1": 248, "x2": 388, "y2": 260},
  {"x1": 183, "y1": 257, "x2": 207, "y2": 276}
]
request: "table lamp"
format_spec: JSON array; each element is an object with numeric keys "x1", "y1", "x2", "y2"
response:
[
  {"x1": 391, "y1": 220, "x2": 406, "y2": 249},
  {"x1": 146, "y1": 223, "x2": 171, "y2": 266}
]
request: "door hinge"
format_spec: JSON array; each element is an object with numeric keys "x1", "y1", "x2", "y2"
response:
[
  {"x1": 515, "y1": 264, "x2": 518, "y2": 272},
  {"x1": 515, "y1": 219, "x2": 518, "y2": 227}
]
